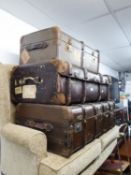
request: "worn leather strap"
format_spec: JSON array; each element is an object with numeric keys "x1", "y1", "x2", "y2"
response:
[
  {"x1": 96, "y1": 50, "x2": 100, "y2": 73},
  {"x1": 68, "y1": 62, "x2": 72, "y2": 76},
  {"x1": 107, "y1": 85, "x2": 110, "y2": 100},
  {"x1": 90, "y1": 104, "x2": 96, "y2": 115},
  {"x1": 76, "y1": 104, "x2": 86, "y2": 146},
  {"x1": 64, "y1": 124, "x2": 74, "y2": 149},
  {"x1": 66, "y1": 77, "x2": 72, "y2": 105},
  {"x1": 98, "y1": 73, "x2": 103, "y2": 84},
  {"x1": 80, "y1": 41, "x2": 84, "y2": 67},
  {"x1": 83, "y1": 67, "x2": 88, "y2": 80},
  {"x1": 98, "y1": 74, "x2": 103, "y2": 101},
  {"x1": 82, "y1": 81, "x2": 86, "y2": 103},
  {"x1": 77, "y1": 104, "x2": 85, "y2": 118},
  {"x1": 91, "y1": 103, "x2": 104, "y2": 134},
  {"x1": 82, "y1": 68, "x2": 88, "y2": 103}
]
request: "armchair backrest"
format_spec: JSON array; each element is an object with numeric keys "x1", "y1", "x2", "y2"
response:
[{"x1": 0, "y1": 64, "x2": 16, "y2": 132}]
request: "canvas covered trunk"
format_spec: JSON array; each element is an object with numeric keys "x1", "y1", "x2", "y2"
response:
[{"x1": 20, "y1": 26, "x2": 100, "y2": 73}]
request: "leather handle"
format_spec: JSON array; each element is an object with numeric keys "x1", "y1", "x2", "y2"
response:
[
  {"x1": 25, "y1": 120, "x2": 54, "y2": 132},
  {"x1": 24, "y1": 41, "x2": 48, "y2": 51},
  {"x1": 22, "y1": 76, "x2": 43, "y2": 84}
]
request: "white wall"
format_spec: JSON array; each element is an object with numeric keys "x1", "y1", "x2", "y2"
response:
[
  {"x1": 99, "y1": 62, "x2": 118, "y2": 78},
  {"x1": 0, "y1": 9, "x2": 36, "y2": 65}
]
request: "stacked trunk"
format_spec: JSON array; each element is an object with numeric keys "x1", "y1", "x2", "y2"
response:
[
  {"x1": 11, "y1": 60, "x2": 111, "y2": 105},
  {"x1": 10, "y1": 26, "x2": 116, "y2": 157}
]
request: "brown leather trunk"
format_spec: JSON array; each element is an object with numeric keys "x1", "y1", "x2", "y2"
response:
[
  {"x1": 15, "y1": 104, "x2": 97, "y2": 156},
  {"x1": 20, "y1": 26, "x2": 100, "y2": 73},
  {"x1": 15, "y1": 102, "x2": 113, "y2": 157},
  {"x1": 15, "y1": 104, "x2": 92, "y2": 157},
  {"x1": 11, "y1": 60, "x2": 102, "y2": 105}
]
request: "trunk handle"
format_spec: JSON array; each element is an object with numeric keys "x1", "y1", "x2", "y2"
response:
[
  {"x1": 22, "y1": 76, "x2": 43, "y2": 84},
  {"x1": 24, "y1": 41, "x2": 48, "y2": 51},
  {"x1": 25, "y1": 120, "x2": 54, "y2": 132}
]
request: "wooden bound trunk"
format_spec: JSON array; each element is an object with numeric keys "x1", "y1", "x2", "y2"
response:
[
  {"x1": 11, "y1": 60, "x2": 103, "y2": 105},
  {"x1": 15, "y1": 104, "x2": 85, "y2": 157}
]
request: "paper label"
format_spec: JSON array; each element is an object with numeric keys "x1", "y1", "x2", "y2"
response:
[
  {"x1": 22, "y1": 85, "x2": 36, "y2": 99},
  {"x1": 20, "y1": 49, "x2": 30, "y2": 64},
  {"x1": 15, "y1": 86, "x2": 22, "y2": 95}
]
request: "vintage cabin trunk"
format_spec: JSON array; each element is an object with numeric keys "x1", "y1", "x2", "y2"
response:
[{"x1": 20, "y1": 26, "x2": 100, "y2": 73}]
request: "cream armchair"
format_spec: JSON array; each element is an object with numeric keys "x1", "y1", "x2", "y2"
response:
[
  {"x1": 0, "y1": 64, "x2": 15, "y2": 130},
  {"x1": 0, "y1": 64, "x2": 119, "y2": 175}
]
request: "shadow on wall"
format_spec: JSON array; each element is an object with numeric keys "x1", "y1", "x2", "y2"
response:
[{"x1": 99, "y1": 63, "x2": 118, "y2": 79}]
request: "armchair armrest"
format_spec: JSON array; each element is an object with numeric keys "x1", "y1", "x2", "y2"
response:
[
  {"x1": 1, "y1": 123, "x2": 47, "y2": 175},
  {"x1": 1, "y1": 123, "x2": 47, "y2": 158}
]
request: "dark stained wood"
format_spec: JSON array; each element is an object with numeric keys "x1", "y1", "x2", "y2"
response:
[
  {"x1": 99, "y1": 159, "x2": 129, "y2": 175},
  {"x1": 94, "y1": 171, "x2": 116, "y2": 175},
  {"x1": 119, "y1": 138, "x2": 131, "y2": 161}
]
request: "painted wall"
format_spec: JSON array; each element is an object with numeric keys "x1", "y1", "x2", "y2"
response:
[
  {"x1": 0, "y1": 8, "x2": 119, "y2": 79},
  {"x1": 0, "y1": 9, "x2": 36, "y2": 65}
]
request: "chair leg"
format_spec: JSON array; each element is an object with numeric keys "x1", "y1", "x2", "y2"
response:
[
  {"x1": 123, "y1": 134, "x2": 131, "y2": 175},
  {"x1": 116, "y1": 139, "x2": 123, "y2": 175}
]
